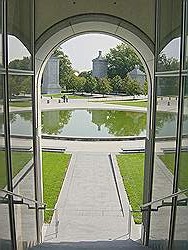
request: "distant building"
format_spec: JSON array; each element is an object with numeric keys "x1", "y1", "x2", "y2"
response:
[
  {"x1": 42, "y1": 55, "x2": 61, "y2": 94},
  {"x1": 92, "y1": 51, "x2": 108, "y2": 78},
  {"x1": 128, "y1": 65, "x2": 146, "y2": 86}
]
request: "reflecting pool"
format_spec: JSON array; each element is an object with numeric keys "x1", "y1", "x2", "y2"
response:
[{"x1": 1, "y1": 109, "x2": 188, "y2": 138}]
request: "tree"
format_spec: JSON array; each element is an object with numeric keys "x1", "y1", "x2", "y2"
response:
[
  {"x1": 53, "y1": 48, "x2": 75, "y2": 90},
  {"x1": 96, "y1": 78, "x2": 112, "y2": 97},
  {"x1": 110, "y1": 75, "x2": 122, "y2": 94},
  {"x1": 9, "y1": 56, "x2": 31, "y2": 70},
  {"x1": 84, "y1": 76, "x2": 97, "y2": 95},
  {"x1": 122, "y1": 76, "x2": 142, "y2": 96},
  {"x1": 106, "y1": 43, "x2": 143, "y2": 78},
  {"x1": 143, "y1": 81, "x2": 148, "y2": 95},
  {"x1": 8, "y1": 57, "x2": 32, "y2": 97},
  {"x1": 75, "y1": 76, "x2": 86, "y2": 94},
  {"x1": 79, "y1": 71, "x2": 92, "y2": 78},
  {"x1": 157, "y1": 53, "x2": 179, "y2": 96}
]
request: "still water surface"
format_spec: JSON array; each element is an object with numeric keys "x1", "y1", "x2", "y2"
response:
[{"x1": 4, "y1": 109, "x2": 188, "y2": 138}]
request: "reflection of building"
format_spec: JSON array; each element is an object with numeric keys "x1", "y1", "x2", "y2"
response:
[
  {"x1": 1, "y1": 1, "x2": 188, "y2": 250},
  {"x1": 91, "y1": 110, "x2": 107, "y2": 131},
  {"x1": 128, "y1": 65, "x2": 146, "y2": 86},
  {"x1": 92, "y1": 51, "x2": 108, "y2": 78},
  {"x1": 42, "y1": 55, "x2": 61, "y2": 94}
]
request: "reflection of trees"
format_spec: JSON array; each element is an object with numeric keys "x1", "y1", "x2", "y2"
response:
[
  {"x1": 157, "y1": 77, "x2": 178, "y2": 96},
  {"x1": 41, "y1": 110, "x2": 72, "y2": 134},
  {"x1": 91, "y1": 110, "x2": 146, "y2": 136},
  {"x1": 155, "y1": 112, "x2": 188, "y2": 136},
  {"x1": 155, "y1": 112, "x2": 177, "y2": 135},
  {"x1": 19, "y1": 112, "x2": 32, "y2": 121},
  {"x1": 9, "y1": 75, "x2": 32, "y2": 97}
]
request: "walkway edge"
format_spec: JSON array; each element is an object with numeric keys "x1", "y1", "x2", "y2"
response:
[{"x1": 110, "y1": 153, "x2": 142, "y2": 240}]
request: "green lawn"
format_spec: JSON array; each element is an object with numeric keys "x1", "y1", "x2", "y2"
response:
[
  {"x1": 159, "y1": 152, "x2": 188, "y2": 192},
  {"x1": 10, "y1": 101, "x2": 32, "y2": 107},
  {"x1": 42, "y1": 152, "x2": 71, "y2": 223},
  {"x1": 106, "y1": 100, "x2": 148, "y2": 108},
  {"x1": 116, "y1": 153, "x2": 145, "y2": 223},
  {"x1": 0, "y1": 151, "x2": 32, "y2": 188}
]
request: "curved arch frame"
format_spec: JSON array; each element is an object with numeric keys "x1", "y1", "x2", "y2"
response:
[
  {"x1": 35, "y1": 14, "x2": 154, "y2": 91},
  {"x1": 35, "y1": 14, "x2": 155, "y2": 242}
]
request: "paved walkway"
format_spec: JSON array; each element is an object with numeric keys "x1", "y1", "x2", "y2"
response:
[{"x1": 44, "y1": 152, "x2": 140, "y2": 243}]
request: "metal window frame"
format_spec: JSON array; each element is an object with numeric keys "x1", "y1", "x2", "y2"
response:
[
  {"x1": 1, "y1": 0, "x2": 39, "y2": 249},
  {"x1": 150, "y1": 0, "x2": 187, "y2": 249},
  {"x1": 2, "y1": 0, "x2": 17, "y2": 249},
  {"x1": 168, "y1": 0, "x2": 188, "y2": 249}
]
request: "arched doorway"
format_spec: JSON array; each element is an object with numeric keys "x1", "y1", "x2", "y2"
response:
[{"x1": 35, "y1": 14, "x2": 154, "y2": 243}]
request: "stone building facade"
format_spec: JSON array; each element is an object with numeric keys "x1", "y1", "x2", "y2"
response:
[
  {"x1": 128, "y1": 65, "x2": 146, "y2": 86},
  {"x1": 42, "y1": 55, "x2": 61, "y2": 94},
  {"x1": 92, "y1": 51, "x2": 108, "y2": 78}
]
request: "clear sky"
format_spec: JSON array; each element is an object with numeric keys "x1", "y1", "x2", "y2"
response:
[{"x1": 60, "y1": 34, "x2": 121, "y2": 72}]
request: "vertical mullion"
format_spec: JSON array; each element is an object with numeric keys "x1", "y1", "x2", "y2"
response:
[
  {"x1": 168, "y1": 0, "x2": 187, "y2": 249},
  {"x1": 142, "y1": 0, "x2": 160, "y2": 246},
  {"x1": 3, "y1": 0, "x2": 17, "y2": 249},
  {"x1": 31, "y1": 0, "x2": 41, "y2": 244}
]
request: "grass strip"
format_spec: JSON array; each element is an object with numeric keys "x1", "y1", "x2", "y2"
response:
[
  {"x1": 106, "y1": 100, "x2": 148, "y2": 107},
  {"x1": 0, "y1": 151, "x2": 32, "y2": 188},
  {"x1": 10, "y1": 101, "x2": 32, "y2": 107},
  {"x1": 116, "y1": 153, "x2": 144, "y2": 223},
  {"x1": 42, "y1": 152, "x2": 71, "y2": 223},
  {"x1": 159, "y1": 152, "x2": 188, "y2": 192}
]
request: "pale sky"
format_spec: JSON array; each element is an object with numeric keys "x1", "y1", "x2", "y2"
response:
[
  {"x1": 8, "y1": 34, "x2": 181, "y2": 72},
  {"x1": 60, "y1": 34, "x2": 121, "y2": 72}
]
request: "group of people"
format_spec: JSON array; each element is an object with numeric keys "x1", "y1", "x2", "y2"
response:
[{"x1": 61, "y1": 94, "x2": 68, "y2": 103}]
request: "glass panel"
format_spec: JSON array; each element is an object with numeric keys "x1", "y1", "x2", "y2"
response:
[
  {"x1": 8, "y1": 75, "x2": 36, "y2": 249},
  {"x1": 157, "y1": 0, "x2": 181, "y2": 71},
  {"x1": 154, "y1": 77, "x2": 179, "y2": 195},
  {"x1": 0, "y1": 75, "x2": 12, "y2": 249},
  {"x1": 150, "y1": 76, "x2": 179, "y2": 243},
  {"x1": 7, "y1": 0, "x2": 33, "y2": 70},
  {"x1": 173, "y1": 75, "x2": 188, "y2": 249}
]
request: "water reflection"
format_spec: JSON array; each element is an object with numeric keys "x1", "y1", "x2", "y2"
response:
[
  {"x1": 41, "y1": 110, "x2": 72, "y2": 134},
  {"x1": 0, "y1": 109, "x2": 187, "y2": 138}
]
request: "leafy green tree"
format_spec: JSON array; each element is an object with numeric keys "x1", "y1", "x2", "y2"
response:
[
  {"x1": 84, "y1": 76, "x2": 97, "y2": 95},
  {"x1": 75, "y1": 76, "x2": 86, "y2": 94},
  {"x1": 122, "y1": 76, "x2": 142, "y2": 96},
  {"x1": 79, "y1": 71, "x2": 92, "y2": 78},
  {"x1": 9, "y1": 56, "x2": 31, "y2": 70},
  {"x1": 96, "y1": 78, "x2": 112, "y2": 97},
  {"x1": 8, "y1": 57, "x2": 32, "y2": 97},
  {"x1": 158, "y1": 53, "x2": 179, "y2": 71},
  {"x1": 53, "y1": 48, "x2": 75, "y2": 90},
  {"x1": 106, "y1": 43, "x2": 143, "y2": 78},
  {"x1": 110, "y1": 75, "x2": 122, "y2": 94},
  {"x1": 157, "y1": 54, "x2": 179, "y2": 96},
  {"x1": 68, "y1": 74, "x2": 78, "y2": 93},
  {"x1": 143, "y1": 81, "x2": 148, "y2": 95}
]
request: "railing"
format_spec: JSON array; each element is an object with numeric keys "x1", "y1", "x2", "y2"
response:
[
  {"x1": 0, "y1": 189, "x2": 60, "y2": 238},
  {"x1": 0, "y1": 188, "x2": 46, "y2": 209},
  {"x1": 127, "y1": 188, "x2": 188, "y2": 239},
  {"x1": 141, "y1": 188, "x2": 188, "y2": 210}
]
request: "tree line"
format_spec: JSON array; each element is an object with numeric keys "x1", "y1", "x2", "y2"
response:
[
  {"x1": 6, "y1": 42, "x2": 183, "y2": 98},
  {"x1": 54, "y1": 43, "x2": 147, "y2": 96}
]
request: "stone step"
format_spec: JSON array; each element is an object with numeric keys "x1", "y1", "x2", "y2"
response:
[{"x1": 29, "y1": 239, "x2": 151, "y2": 250}]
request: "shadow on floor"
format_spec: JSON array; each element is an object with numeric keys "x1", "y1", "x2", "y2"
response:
[{"x1": 29, "y1": 239, "x2": 151, "y2": 249}]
